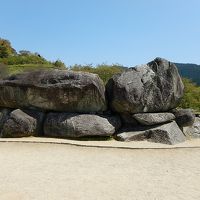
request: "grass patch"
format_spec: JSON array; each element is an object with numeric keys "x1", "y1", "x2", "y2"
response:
[{"x1": 7, "y1": 64, "x2": 66, "y2": 75}]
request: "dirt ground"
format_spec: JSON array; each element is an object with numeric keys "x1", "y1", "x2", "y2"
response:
[{"x1": 0, "y1": 142, "x2": 200, "y2": 200}]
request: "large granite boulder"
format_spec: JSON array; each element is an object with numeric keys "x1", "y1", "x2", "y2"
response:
[
  {"x1": 133, "y1": 113, "x2": 175, "y2": 126},
  {"x1": 183, "y1": 117, "x2": 200, "y2": 138},
  {"x1": 106, "y1": 58, "x2": 184, "y2": 114},
  {"x1": 172, "y1": 109, "x2": 195, "y2": 128},
  {"x1": 115, "y1": 121, "x2": 186, "y2": 145},
  {"x1": 44, "y1": 113, "x2": 121, "y2": 138},
  {"x1": 1, "y1": 109, "x2": 37, "y2": 138},
  {"x1": 0, "y1": 70, "x2": 107, "y2": 113}
]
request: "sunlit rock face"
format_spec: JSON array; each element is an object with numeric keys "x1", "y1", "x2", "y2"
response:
[
  {"x1": 106, "y1": 57, "x2": 184, "y2": 114},
  {"x1": 0, "y1": 69, "x2": 107, "y2": 113}
]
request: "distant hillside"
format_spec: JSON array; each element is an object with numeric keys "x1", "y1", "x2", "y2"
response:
[{"x1": 175, "y1": 63, "x2": 200, "y2": 85}]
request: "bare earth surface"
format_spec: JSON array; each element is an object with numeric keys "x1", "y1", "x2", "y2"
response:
[{"x1": 0, "y1": 139, "x2": 200, "y2": 200}]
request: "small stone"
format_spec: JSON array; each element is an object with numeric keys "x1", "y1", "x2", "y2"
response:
[
  {"x1": 133, "y1": 112, "x2": 175, "y2": 125},
  {"x1": 1, "y1": 109, "x2": 37, "y2": 138},
  {"x1": 172, "y1": 109, "x2": 195, "y2": 127},
  {"x1": 183, "y1": 117, "x2": 200, "y2": 138}
]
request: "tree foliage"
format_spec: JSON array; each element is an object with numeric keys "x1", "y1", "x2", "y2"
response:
[
  {"x1": 0, "y1": 38, "x2": 66, "y2": 68},
  {"x1": 0, "y1": 38, "x2": 16, "y2": 58},
  {"x1": 0, "y1": 54, "x2": 49, "y2": 65},
  {"x1": 53, "y1": 60, "x2": 66, "y2": 68},
  {"x1": 179, "y1": 78, "x2": 200, "y2": 112},
  {"x1": 70, "y1": 64, "x2": 124, "y2": 83}
]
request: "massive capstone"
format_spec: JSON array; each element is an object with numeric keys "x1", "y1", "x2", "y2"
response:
[
  {"x1": 106, "y1": 58, "x2": 184, "y2": 114},
  {"x1": 0, "y1": 70, "x2": 107, "y2": 113}
]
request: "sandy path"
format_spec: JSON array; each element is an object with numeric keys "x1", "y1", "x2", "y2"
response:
[{"x1": 0, "y1": 142, "x2": 200, "y2": 200}]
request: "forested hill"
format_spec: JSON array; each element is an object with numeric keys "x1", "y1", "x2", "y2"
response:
[{"x1": 175, "y1": 63, "x2": 200, "y2": 86}]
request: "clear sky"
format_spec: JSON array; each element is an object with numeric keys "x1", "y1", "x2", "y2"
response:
[{"x1": 1, "y1": 0, "x2": 200, "y2": 67}]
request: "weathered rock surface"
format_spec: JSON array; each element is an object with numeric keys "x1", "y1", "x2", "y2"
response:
[
  {"x1": 115, "y1": 128, "x2": 149, "y2": 142},
  {"x1": 183, "y1": 117, "x2": 200, "y2": 138},
  {"x1": 1, "y1": 109, "x2": 37, "y2": 138},
  {"x1": 44, "y1": 113, "x2": 121, "y2": 138},
  {"x1": 22, "y1": 109, "x2": 45, "y2": 136},
  {"x1": 115, "y1": 121, "x2": 186, "y2": 145},
  {"x1": 172, "y1": 109, "x2": 195, "y2": 127},
  {"x1": 0, "y1": 70, "x2": 107, "y2": 113},
  {"x1": 133, "y1": 113, "x2": 175, "y2": 126},
  {"x1": 148, "y1": 122, "x2": 186, "y2": 145},
  {"x1": 0, "y1": 108, "x2": 11, "y2": 130},
  {"x1": 106, "y1": 57, "x2": 184, "y2": 114}
]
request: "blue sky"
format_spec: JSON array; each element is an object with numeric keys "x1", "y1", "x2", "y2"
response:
[{"x1": 1, "y1": 0, "x2": 200, "y2": 66}]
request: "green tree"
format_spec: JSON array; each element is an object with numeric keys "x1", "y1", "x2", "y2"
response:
[
  {"x1": 53, "y1": 60, "x2": 66, "y2": 69},
  {"x1": 0, "y1": 38, "x2": 16, "y2": 58},
  {"x1": 70, "y1": 64, "x2": 124, "y2": 84},
  {"x1": 180, "y1": 78, "x2": 200, "y2": 112}
]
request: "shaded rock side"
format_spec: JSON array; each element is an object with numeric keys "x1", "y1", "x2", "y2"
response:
[
  {"x1": 44, "y1": 113, "x2": 121, "y2": 138},
  {"x1": 133, "y1": 112, "x2": 175, "y2": 126},
  {"x1": 120, "y1": 113, "x2": 139, "y2": 127},
  {"x1": 22, "y1": 109, "x2": 45, "y2": 136},
  {"x1": 172, "y1": 109, "x2": 195, "y2": 127},
  {"x1": 183, "y1": 117, "x2": 200, "y2": 138},
  {"x1": 0, "y1": 108, "x2": 12, "y2": 130},
  {"x1": 0, "y1": 69, "x2": 107, "y2": 113},
  {"x1": 1, "y1": 109, "x2": 37, "y2": 138},
  {"x1": 115, "y1": 121, "x2": 186, "y2": 145},
  {"x1": 106, "y1": 57, "x2": 184, "y2": 114}
]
